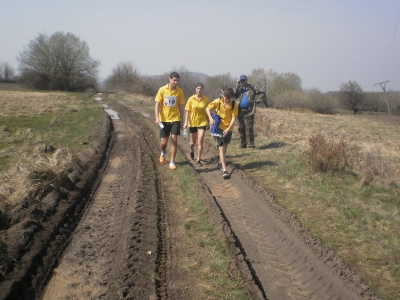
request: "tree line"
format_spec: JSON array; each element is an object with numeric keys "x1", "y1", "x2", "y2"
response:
[{"x1": 8, "y1": 31, "x2": 400, "y2": 115}]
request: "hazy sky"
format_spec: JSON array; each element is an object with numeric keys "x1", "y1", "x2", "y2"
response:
[{"x1": 2, "y1": 0, "x2": 400, "y2": 92}]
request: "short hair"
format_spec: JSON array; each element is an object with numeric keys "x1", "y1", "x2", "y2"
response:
[
  {"x1": 223, "y1": 88, "x2": 234, "y2": 98},
  {"x1": 169, "y1": 72, "x2": 180, "y2": 79},
  {"x1": 195, "y1": 82, "x2": 204, "y2": 89},
  {"x1": 221, "y1": 86, "x2": 228, "y2": 91}
]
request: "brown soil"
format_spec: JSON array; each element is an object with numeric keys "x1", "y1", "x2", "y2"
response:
[{"x1": 0, "y1": 95, "x2": 380, "y2": 299}]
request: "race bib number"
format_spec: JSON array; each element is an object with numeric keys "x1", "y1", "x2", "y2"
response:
[{"x1": 164, "y1": 96, "x2": 177, "y2": 107}]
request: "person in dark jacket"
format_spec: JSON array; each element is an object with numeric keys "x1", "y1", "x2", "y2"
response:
[{"x1": 233, "y1": 74, "x2": 257, "y2": 148}]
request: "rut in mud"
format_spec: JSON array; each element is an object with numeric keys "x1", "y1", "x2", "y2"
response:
[
  {"x1": 41, "y1": 120, "x2": 163, "y2": 299},
  {"x1": 2, "y1": 96, "x2": 379, "y2": 299}
]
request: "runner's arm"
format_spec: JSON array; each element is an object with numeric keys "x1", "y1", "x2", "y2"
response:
[
  {"x1": 155, "y1": 102, "x2": 161, "y2": 124},
  {"x1": 183, "y1": 110, "x2": 190, "y2": 129}
]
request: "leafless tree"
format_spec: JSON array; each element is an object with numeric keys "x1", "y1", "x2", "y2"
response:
[
  {"x1": 3, "y1": 63, "x2": 16, "y2": 82},
  {"x1": 337, "y1": 81, "x2": 365, "y2": 114},
  {"x1": 17, "y1": 31, "x2": 100, "y2": 91},
  {"x1": 268, "y1": 72, "x2": 302, "y2": 99},
  {"x1": 205, "y1": 72, "x2": 236, "y2": 99},
  {"x1": 105, "y1": 61, "x2": 143, "y2": 93},
  {"x1": 247, "y1": 68, "x2": 276, "y2": 93}
]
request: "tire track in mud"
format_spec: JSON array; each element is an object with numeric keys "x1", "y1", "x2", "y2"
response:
[
  {"x1": 41, "y1": 118, "x2": 163, "y2": 299},
  {"x1": 179, "y1": 140, "x2": 378, "y2": 299}
]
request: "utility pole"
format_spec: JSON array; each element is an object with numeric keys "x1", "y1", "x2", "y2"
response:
[{"x1": 374, "y1": 80, "x2": 391, "y2": 116}]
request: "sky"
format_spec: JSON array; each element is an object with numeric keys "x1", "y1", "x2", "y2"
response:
[{"x1": 1, "y1": 0, "x2": 400, "y2": 92}]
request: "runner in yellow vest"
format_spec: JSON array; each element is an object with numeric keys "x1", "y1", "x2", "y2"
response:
[
  {"x1": 155, "y1": 72, "x2": 185, "y2": 170},
  {"x1": 183, "y1": 83, "x2": 209, "y2": 167}
]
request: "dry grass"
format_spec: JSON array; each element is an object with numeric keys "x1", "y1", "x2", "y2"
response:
[
  {"x1": 0, "y1": 91, "x2": 82, "y2": 117},
  {"x1": 4, "y1": 149, "x2": 73, "y2": 204},
  {"x1": 0, "y1": 90, "x2": 103, "y2": 211},
  {"x1": 229, "y1": 107, "x2": 400, "y2": 299},
  {"x1": 306, "y1": 131, "x2": 360, "y2": 173},
  {"x1": 113, "y1": 92, "x2": 154, "y2": 108}
]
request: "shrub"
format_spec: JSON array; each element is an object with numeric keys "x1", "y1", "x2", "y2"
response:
[
  {"x1": 306, "y1": 131, "x2": 359, "y2": 173},
  {"x1": 254, "y1": 111, "x2": 272, "y2": 136}
]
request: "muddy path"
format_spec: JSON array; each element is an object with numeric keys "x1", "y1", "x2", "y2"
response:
[{"x1": 23, "y1": 96, "x2": 378, "y2": 299}]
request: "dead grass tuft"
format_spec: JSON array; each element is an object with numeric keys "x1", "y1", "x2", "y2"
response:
[
  {"x1": 306, "y1": 131, "x2": 360, "y2": 173},
  {"x1": 8, "y1": 149, "x2": 73, "y2": 203}
]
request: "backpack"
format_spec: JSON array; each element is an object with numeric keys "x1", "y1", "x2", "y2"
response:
[{"x1": 217, "y1": 98, "x2": 236, "y2": 112}]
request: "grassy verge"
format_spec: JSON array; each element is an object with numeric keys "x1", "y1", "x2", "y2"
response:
[{"x1": 223, "y1": 108, "x2": 400, "y2": 300}]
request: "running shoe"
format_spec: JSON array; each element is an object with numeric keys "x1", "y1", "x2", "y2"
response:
[
  {"x1": 196, "y1": 160, "x2": 202, "y2": 167},
  {"x1": 169, "y1": 162, "x2": 177, "y2": 170},
  {"x1": 217, "y1": 162, "x2": 223, "y2": 171},
  {"x1": 222, "y1": 171, "x2": 229, "y2": 179},
  {"x1": 160, "y1": 151, "x2": 166, "y2": 164},
  {"x1": 190, "y1": 151, "x2": 194, "y2": 160}
]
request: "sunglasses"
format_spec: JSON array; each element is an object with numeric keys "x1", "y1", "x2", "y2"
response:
[{"x1": 240, "y1": 79, "x2": 246, "y2": 82}]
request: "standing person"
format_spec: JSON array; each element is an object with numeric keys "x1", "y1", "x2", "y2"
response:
[
  {"x1": 233, "y1": 74, "x2": 258, "y2": 148},
  {"x1": 206, "y1": 88, "x2": 238, "y2": 179},
  {"x1": 155, "y1": 72, "x2": 185, "y2": 170},
  {"x1": 183, "y1": 83, "x2": 209, "y2": 167}
]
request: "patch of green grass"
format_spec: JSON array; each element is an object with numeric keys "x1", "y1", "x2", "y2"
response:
[
  {"x1": 167, "y1": 148, "x2": 248, "y2": 299},
  {"x1": 0, "y1": 93, "x2": 103, "y2": 172}
]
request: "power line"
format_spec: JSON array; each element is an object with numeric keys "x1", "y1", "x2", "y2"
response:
[
  {"x1": 374, "y1": 80, "x2": 391, "y2": 115},
  {"x1": 379, "y1": 11, "x2": 400, "y2": 81}
]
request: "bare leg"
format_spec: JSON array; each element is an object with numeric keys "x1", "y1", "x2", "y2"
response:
[
  {"x1": 196, "y1": 129, "x2": 205, "y2": 160},
  {"x1": 160, "y1": 137, "x2": 168, "y2": 153},
  {"x1": 219, "y1": 143, "x2": 228, "y2": 171},
  {"x1": 189, "y1": 132, "x2": 197, "y2": 153},
  {"x1": 170, "y1": 134, "x2": 178, "y2": 162}
]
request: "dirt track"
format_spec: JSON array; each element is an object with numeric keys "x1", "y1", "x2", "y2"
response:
[{"x1": 0, "y1": 96, "x2": 379, "y2": 299}]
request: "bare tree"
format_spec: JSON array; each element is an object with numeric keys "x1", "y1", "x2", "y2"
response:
[
  {"x1": 3, "y1": 63, "x2": 16, "y2": 82},
  {"x1": 205, "y1": 72, "x2": 236, "y2": 99},
  {"x1": 17, "y1": 31, "x2": 100, "y2": 91},
  {"x1": 337, "y1": 81, "x2": 365, "y2": 114},
  {"x1": 105, "y1": 61, "x2": 143, "y2": 93},
  {"x1": 247, "y1": 68, "x2": 276, "y2": 93},
  {"x1": 268, "y1": 72, "x2": 302, "y2": 99}
]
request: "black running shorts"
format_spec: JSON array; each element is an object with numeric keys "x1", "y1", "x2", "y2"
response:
[{"x1": 160, "y1": 121, "x2": 181, "y2": 138}]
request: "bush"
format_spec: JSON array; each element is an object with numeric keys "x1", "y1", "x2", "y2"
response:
[
  {"x1": 306, "y1": 131, "x2": 359, "y2": 173},
  {"x1": 254, "y1": 111, "x2": 272, "y2": 136}
]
